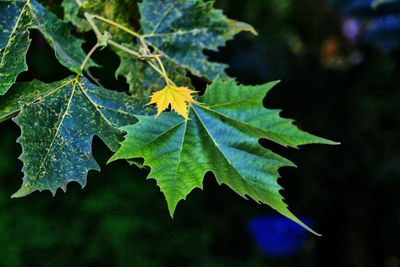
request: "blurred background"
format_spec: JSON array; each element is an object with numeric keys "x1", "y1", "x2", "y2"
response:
[{"x1": 1, "y1": 0, "x2": 400, "y2": 266}]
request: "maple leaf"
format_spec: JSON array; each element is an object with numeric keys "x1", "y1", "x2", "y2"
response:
[
  {"x1": 138, "y1": 0, "x2": 257, "y2": 81},
  {"x1": 0, "y1": 0, "x2": 95, "y2": 95},
  {"x1": 148, "y1": 84, "x2": 197, "y2": 119},
  {"x1": 110, "y1": 77, "x2": 338, "y2": 234},
  {"x1": 0, "y1": 76, "x2": 154, "y2": 197}
]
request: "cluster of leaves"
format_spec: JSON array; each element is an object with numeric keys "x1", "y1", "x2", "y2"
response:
[{"x1": 0, "y1": 0, "x2": 336, "y2": 233}]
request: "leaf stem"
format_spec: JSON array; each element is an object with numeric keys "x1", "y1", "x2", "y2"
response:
[
  {"x1": 92, "y1": 15, "x2": 141, "y2": 38},
  {"x1": 73, "y1": 0, "x2": 102, "y2": 39},
  {"x1": 106, "y1": 40, "x2": 160, "y2": 59},
  {"x1": 73, "y1": 0, "x2": 177, "y2": 89},
  {"x1": 147, "y1": 61, "x2": 175, "y2": 86},
  {"x1": 108, "y1": 40, "x2": 173, "y2": 85},
  {"x1": 80, "y1": 43, "x2": 100, "y2": 70},
  {"x1": 155, "y1": 56, "x2": 170, "y2": 85},
  {"x1": 138, "y1": 38, "x2": 176, "y2": 86},
  {"x1": 84, "y1": 13, "x2": 102, "y2": 38}
]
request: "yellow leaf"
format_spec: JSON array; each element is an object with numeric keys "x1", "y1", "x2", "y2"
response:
[{"x1": 148, "y1": 84, "x2": 197, "y2": 119}]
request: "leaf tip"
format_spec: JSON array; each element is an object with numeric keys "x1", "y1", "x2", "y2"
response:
[
  {"x1": 107, "y1": 154, "x2": 119, "y2": 165},
  {"x1": 165, "y1": 195, "x2": 182, "y2": 219},
  {"x1": 11, "y1": 184, "x2": 31, "y2": 199},
  {"x1": 329, "y1": 140, "x2": 341, "y2": 145},
  {"x1": 284, "y1": 211, "x2": 322, "y2": 236},
  {"x1": 167, "y1": 203, "x2": 177, "y2": 219},
  {"x1": 314, "y1": 137, "x2": 341, "y2": 146},
  {"x1": 248, "y1": 26, "x2": 258, "y2": 36}
]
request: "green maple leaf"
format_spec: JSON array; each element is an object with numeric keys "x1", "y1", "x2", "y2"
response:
[
  {"x1": 110, "y1": 77, "x2": 337, "y2": 233},
  {"x1": 138, "y1": 0, "x2": 257, "y2": 81},
  {"x1": 5, "y1": 76, "x2": 153, "y2": 197},
  {"x1": 0, "y1": 0, "x2": 94, "y2": 95}
]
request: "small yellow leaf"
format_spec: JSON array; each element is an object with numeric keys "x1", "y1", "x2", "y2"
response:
[{"x1": 148, "y1": 84, "x2": 197, "y2": 119}]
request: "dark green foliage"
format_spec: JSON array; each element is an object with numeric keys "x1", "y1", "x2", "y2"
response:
[
  {"x1": 12, "y1": 77, "x2": 153, "y2": 197},
  {"x1": 62, "y1": 0, "x2": 139, "y2": 42},
  {"x1": 0, "y1": 0, "x2": 335, "y2": 232},
  {"x1": 138, "y1": 0, "x2": 256, "y2": 81},
  {"x1": 0, "y1": 0, "x2": 94, "y2": 95},
  {"x1": 0, "y1": 79, "x2": 65, "y2": 122},
  {"x1": 0, "y1": 1, "x2": 31, "y2": 95}
]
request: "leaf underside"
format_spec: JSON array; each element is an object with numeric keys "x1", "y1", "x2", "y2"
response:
[
  {"x1": 110, "y1": 77, "x2": 337, "y2": 234},
  {"x1": 9, "y1": 77, "x2": 154, "y2": 197}
]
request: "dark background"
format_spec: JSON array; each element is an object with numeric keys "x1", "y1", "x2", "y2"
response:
[{"x1": 1, "y1": 0, "x2": 400, "y2": 266}]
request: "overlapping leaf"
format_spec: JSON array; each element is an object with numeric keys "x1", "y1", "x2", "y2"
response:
[
  {"x1": 0, "y1": 0, "x2": 93, "y2": 95},
  {"x1": 138, "y1": 0, "x2": 257, "y2": 81},
  {"x1": 62, "y1": 0, "x2": 139, "y2": 43},
  {"x1": 5, "y1": 76, "x2": 154, "y2": 197},
  {"x1": 148, "y1": 84, "x2": 197, "y2": 119},
  {"x1": 63, "y1": 0, "x2": 257, "y2": 95},
  {"x1": 110, "y1": 77, "x2": 337, "y2": 233},
  {"x1": 118, "y1": 0, "x2": 258, "y2": 96},
  {"x1": 0, "y1": 79, "x2": 65, "y2": 123},
  {"x1": 0, "y1": 1, "x2": 31, "y2": 95}
]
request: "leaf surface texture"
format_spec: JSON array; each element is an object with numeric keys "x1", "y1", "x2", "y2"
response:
[
  {"x1": 0, "y1": 0, "x2": 93, "y2": 95},
  {"x1": 138, "y1": 0, "x2": 257, "y2": 81},
  {"x1": 12, "y1": 77, "x2": 153, "y2": 197}
]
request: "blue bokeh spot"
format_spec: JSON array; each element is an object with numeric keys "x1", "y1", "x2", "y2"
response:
[{"x1": 247, "y1": 215, "x2": 311, "y2": 258}]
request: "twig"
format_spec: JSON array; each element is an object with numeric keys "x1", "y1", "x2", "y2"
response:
[
  {"x1": 80, "y1": 43, "x2": 100, "y2": 70},
  {"x1": 73, "y1": 0, "x2": 175, "y2": 87},
  {"x1": 93, "y1": 15, "x2": 141, "y2": 38}
]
